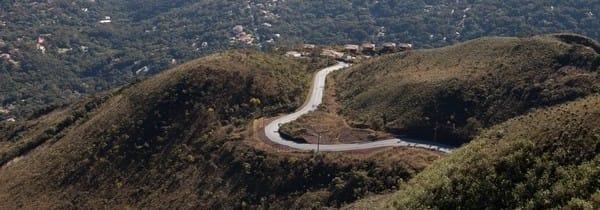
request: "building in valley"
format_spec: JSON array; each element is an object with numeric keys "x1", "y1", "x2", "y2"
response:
[
  {"x1": 361, "y1": 43, "x2": 376, "y2": 55},
  {"x1": 344, "y1": 44, "x2": 360, "y2": 54},
  {"x1": 381, "y1": 42, "x2": 397, "y2": 53},
  {"x1": 398, "y1": 43, "x2": 413, "y2": 51},
  {"x1": 321, "y1": 49, "x2": 344, "y2": 59}
]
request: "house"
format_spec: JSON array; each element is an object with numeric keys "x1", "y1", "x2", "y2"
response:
[
  {"x1": 361, "y1": 43, "x2": 376, "y2": 54},
  {"x1": 80, "y1": 45, "x2": 89, "y2": 53},
  {"x1": 0, "y1": 53, "x2": 10, "y2": 60},
  {"x1": 301, "y1": 44, "x2": 316, "y2": 55},
  {"x1": 424, "y1": 5, "x2": 434, "y2": 12},
  {"x1": 285, "y1": 51, "x2": 302, "y2": 58},
  {"x1": 237, "y1": 33, "x2": 254, "y2": 44},
  {"x1": 381, "y1": 42, "x2": 397, "y2": 53},
  {"x1": 1, "y1": 54, "x2": 18, "y2": 66},
  {"x1": 99, "y1": 16, "x2": 112, "y2": 23},
  {"x1": 303, "y1": 44, "x2": 316, "y2": 50},
  {"x1": 321, "y1": 49, "x2": 344, "y2": 59},
  {"x1": 344, "y1": 44, "x2": 360, "y2": 54},
  {"x1": 0, "y1": 108, "x2": 9, "y2": 114},
  {"x1": 36, "y1": 44, "x2": 46, "y2": 54},
  {"x1": 58, "y1": 48, "x2": 72, "y2": 54},
  {"x1": 398, "y1": 43, "x2": 413, "y2": 51},
  {"x1": 343, "y1": 55, "x2": 356, "y2": 62},
  {"x1": 233, "y1": 25, "x2": 244, "y2": 34},
  {"x1": 5, "y1": 117, "x2": 16, "y2": 123},
  {"x1": 231, "y1": 25, "x2": 255, "y2": 45}
]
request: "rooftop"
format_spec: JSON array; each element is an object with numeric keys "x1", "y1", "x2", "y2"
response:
[
  {"x1": 362, "y1": 43, "x2": 376, "y2": 49},
  {"x1": 344, "y1": 44, "x2": 360, "y2": 50}
]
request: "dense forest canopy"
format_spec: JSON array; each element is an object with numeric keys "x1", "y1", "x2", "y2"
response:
[{"x1": 0, "y1": 0, "x2": 598, "y2": 119}]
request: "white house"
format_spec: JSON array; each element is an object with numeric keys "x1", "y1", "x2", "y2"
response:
[
  {"x1": 285, "y1": 51, "x2": 302, "y2": 58},
  {"x1": 99, "y1": 16, "x2": 112, "y2": 23}
]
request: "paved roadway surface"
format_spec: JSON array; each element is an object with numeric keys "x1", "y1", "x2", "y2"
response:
[{"x1": 264, "y1": 62, "x2": 453, "y2": 153}]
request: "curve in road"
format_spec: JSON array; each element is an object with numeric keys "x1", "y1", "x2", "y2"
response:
[{"x1": 264, "y1": 62, "x2": 453, "y2": 153}]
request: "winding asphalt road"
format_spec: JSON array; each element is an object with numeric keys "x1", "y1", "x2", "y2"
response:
[{"x1": 264, "y1": 62, "x2": 453, "y2": 153}]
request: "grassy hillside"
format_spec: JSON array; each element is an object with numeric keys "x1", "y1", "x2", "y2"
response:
[
  {"x1": 0, "y1": 51, "x2": 439, "y2": 209},
  {"x1": 349, "y1": 94, "x2": 599, "y2": 209},
  {"x1": 336, "y1": 34, "x2": 599, "y2": 145},
  {"x1": 0, "y1": 50, "x2": 317, "y2": 167}
]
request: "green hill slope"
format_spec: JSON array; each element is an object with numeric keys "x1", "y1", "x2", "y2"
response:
[
  {"x1": 0, "y1": 51, "x2": 312, "y2": 208},
  {"x1": 336, "y1": 34, "x2": 599, "y2": 146},
  {"x1": 350, "y1": 94, "x2": 599, "y2": 209}
]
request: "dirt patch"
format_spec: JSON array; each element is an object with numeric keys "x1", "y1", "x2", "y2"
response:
[{"x1": 280, "y1": 111, "x2": 392, "y2": 144}]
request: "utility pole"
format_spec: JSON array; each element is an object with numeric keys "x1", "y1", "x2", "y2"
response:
[{"x1": 317, "y1": 134, "x2": 321, "y2": 153}]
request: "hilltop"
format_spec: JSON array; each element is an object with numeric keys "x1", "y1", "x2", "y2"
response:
[{"x1": 336, "y1": 34, "x2": 599, "y2": 146}]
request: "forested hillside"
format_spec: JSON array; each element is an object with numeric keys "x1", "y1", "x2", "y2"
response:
[{"x1": 1, "y1": 0, "x2": 598, "y2": 120}]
